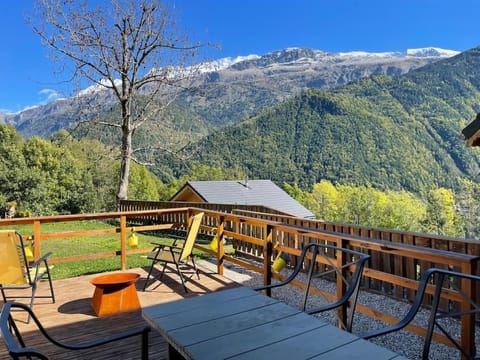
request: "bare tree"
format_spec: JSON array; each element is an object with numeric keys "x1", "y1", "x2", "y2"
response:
[{"x1": 31, "y1": 0, "x2": 206, "y2": 205}]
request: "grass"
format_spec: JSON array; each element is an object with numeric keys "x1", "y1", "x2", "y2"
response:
[{"x1": 12, "y1": 221, "x2": 231, "y2": 280}]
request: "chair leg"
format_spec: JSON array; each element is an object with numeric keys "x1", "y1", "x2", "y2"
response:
[
  {"x1": 142, "y1": 262, "x2": 156, "y2": 291},
  {"x1": 159, "y1": 263, "x2": 168, "y2": 280},
  {"x1": 26, "y1": 284, "x2": 38, "y2": 323},
  {"x1": 190, "y1": 257, "x2": 200, "y2": 280},
  {"x1": 423, "y1": 272, "x2": 445, "y2": 360},
  {"x1": 175, "y1": 263, "x2": 188, "y2": 293},
  {"x1": 141, "y1": 328, "x2": 149, "y2": 360},
  {"x1": 45, "y1": 265, "x2": 55, "y2": 303},
  {"x1": 0, "y1": 286, "x2": 7, "y2": 303}
]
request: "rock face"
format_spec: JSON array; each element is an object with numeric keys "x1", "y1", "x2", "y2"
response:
[{"x1": 0, "y1": 47, "x2": 458, "y2": 138}]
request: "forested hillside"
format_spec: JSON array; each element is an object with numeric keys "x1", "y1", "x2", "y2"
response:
[
  {"x1": 177, "y1": 47, "x2": 480, "y2": 194},
  {"x1": 0, "y1": 125, "x2": 165, "y2": 215}
]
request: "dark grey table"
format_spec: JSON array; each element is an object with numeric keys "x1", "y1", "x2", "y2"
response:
[{"x1": 142, "y1": 287, "x2": 406, "y2": 360}]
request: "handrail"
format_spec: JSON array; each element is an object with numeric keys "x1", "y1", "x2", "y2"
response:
[{"x1": 0, "y1": 206, "x2": 478, "y2": 352}]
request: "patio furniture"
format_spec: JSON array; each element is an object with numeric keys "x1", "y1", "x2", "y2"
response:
[
  {"x1": 143, "y1": 212, "x2": 204, "y2": 293},
  {"x1": 0, "y1": 230, "x2": 55, "y2": 323},
  {"x1": 359, "y1": 268, "x2": 480, "y2": 360},
  {"x1": 90, "y1": 272, "x2": 141, "y2": 317},
  {"x1": 255, "y1": 242, "x2": 370, "y2": 332},
  {"x1": 0, "y1": 301, "x2": 150, "y2": 360},
  {"x1": 142, "y1": 286, "x2": 404, "y2": 359}
]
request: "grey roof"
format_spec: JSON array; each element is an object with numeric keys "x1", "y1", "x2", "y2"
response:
[{"x1": 182, "y1": 180, "x2": 315, "y2": 219}]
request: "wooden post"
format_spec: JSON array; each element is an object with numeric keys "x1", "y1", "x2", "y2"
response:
[
  {"x1": 33, "y1": 220, "x2": 41, "y2": 259},
  {"x1": 460, "y1": 260, "x2": 477, "y2": 359},
  {"x1": 217, "y1": 215, "x2": 225, "y2": 276},
  {"x1": 120, "y1": 215, "x2": 127, "y2": 270},
  {"x1": 263, "y1": 225, "x2": 273, "y2": 297},
  {"x1": 336, "y1": 238, "x2": 348, "y2": 329}
]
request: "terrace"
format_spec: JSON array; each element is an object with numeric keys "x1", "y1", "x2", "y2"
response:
[{"x1": 0, "y1": 203, "x2": 479, "y2": 359}]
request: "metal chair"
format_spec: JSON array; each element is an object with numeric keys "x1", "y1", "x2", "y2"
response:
[
  {"x1": 0, "y1": 230, "x2": 55, "y2": 323},
  {"x1": 255, "y1": 242, "x2": 370, "y2": 332},
  {"x1": 0, "y1": 301, "x2": 150, "y2": 360},
  {"x1": 143, "y1": 212, "x2": 204, "y2": 292},
  {"x1": 359, "y1": 268, "x2": 480, "y2": 359}
]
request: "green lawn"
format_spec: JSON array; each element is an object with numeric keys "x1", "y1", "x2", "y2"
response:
[{"x1": 12, "y1": 221, "x2": 224, "y2": 280}]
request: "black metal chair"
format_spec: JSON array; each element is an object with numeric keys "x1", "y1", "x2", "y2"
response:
[
  {"x1": 0, "y1": 301, "x2": 150, "y2": 360},
  {"x1": 255, "y1": 242, "x2": 370, "y2": 332},
  {"x1": 359, "y1": 268, "x2": 480, "y2": 360}
]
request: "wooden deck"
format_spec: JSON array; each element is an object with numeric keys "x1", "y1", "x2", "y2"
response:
[{"x1": 0, "y1": 263, "x2": 241, "y2": 359}]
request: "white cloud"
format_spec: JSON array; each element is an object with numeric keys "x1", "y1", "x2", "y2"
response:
[
  {"x1": 0, "y1": 89, "x2": 64, "y2": 114},
  {"x1": 38, "y1": 89, "x2": 63, "y2": 104}
]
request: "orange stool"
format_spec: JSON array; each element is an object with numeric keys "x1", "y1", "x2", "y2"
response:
[{"x1": 90, "y1": 273, "x2": 141, "y2": 316}]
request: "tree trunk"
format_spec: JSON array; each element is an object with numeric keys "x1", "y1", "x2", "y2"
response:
[{"x1": 117, "y1": 100, "x2": 133, "y2": 206}]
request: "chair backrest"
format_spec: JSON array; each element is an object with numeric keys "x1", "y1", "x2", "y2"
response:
[
  {"x1": 296, "y1": 243, "x2": 369, "y2": 310},
  {"x1": 267, "y1": 242, "x2": 370, "y2": 331},
  {"x1": 180, "y1": 212, "x2": 204, "y2": 262},
  {"x1": 0, "y1": 230, "x2": 29, "y2": 286},
  {"x1": 423, "y1": 268, "x2": 480, "y2": 360},
  {"x1": 360, "y1": 268, "x2": 480, "y2": 360}
]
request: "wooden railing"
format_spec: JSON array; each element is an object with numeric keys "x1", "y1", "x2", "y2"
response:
[
  {"x1": 0, "y1": 208, "x2": 192, "y2": 268},
  {"x1": 120, "y1": 200, "x2": 291, "y2": 217},
  {"x1": 1, "y1": 206, "x2": 478, "y2": 355}
]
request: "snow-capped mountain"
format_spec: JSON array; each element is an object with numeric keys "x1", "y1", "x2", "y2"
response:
[
  {"x1": 405, "y1": 47, "x2": 459, "y2": 58},
  {"x1": 206, "y1": 47, "x2": 458, "y2": 71},
  {"x1": 0, "y1": 47, "x2": 460, "y2": 137}
]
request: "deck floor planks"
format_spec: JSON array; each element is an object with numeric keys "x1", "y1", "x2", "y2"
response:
[{"x1": 0, "y1": 264, "x2": 240, "y2": 359}]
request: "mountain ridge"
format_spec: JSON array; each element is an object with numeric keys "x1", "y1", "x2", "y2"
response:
[
  {"x1": 172, "y1": 46, "x2": 480, "y2": 193},
  {"x1": 0, "y1": 46, "x2": 458, "y2": 138}
]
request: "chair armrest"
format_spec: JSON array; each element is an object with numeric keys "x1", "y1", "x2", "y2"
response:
[
  {"x1": 28, "y1": 252, "x2": 53, "y2": 268},
  {"x1": 151, "y1": 242, "x2": 183, "y2": 250},
  {"x1": 1, "y1": 302, "x2": 150, "y2": 360},
  {"x1": 253, "y1": 281, "x2": 290, "y2": 292},
  {"x1": 151, "y1": 238, "x2": 180, "y2": 247},
  {"x1": 59, "y1": 326, "x2": 151, "y2": 350}
]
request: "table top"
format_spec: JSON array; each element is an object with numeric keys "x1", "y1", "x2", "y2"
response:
[{"x1": 142, "y1": 287, "x2": 406, "y2": 360}]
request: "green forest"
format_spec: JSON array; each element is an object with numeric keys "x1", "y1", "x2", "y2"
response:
[
  {"x1": 0, "y1": 125, "x2": 165, "y2": 216},
  {"x1": 2, "y1": 122, "x2": 480, "y2": 239},
  {"x1": 285, "y1": 180, "x2": 480, "y2": 238}
]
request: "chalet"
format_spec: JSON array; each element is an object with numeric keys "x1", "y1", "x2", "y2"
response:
[{"x1": 170, "y1": 180, "x2": 315, "y2": 219}]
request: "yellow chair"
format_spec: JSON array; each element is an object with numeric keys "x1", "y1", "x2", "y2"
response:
[
  {"x1": 0, "y1": 230, "x2": 55, "y2": 322},
  {"x1": 143, "y1": 212, "x2": 204, "y2": 292}
]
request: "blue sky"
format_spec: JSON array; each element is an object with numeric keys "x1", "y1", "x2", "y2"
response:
[{"x1": 1, "y1": 0, "x2": 480, "y2": 113}]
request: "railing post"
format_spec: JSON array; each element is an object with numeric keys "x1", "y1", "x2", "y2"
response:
[
  {"x1": 33, "y1": 220, "x2": 41, "y2": 259},
  {"x1": 120, "y1": 215, "x2": 127, "y2": 270},
  {"x1": 460, "y1": 260, "x2": 477, "y2": 359},
  {"x1": 217, "y1": 215, "x2": 225, "y2": 276},
  {"x1": 263, "y1": 225, "x2": 273, "y2": 296},
  {"x1": 336, "y1": 238, "x2": 348, "y2": 329}
]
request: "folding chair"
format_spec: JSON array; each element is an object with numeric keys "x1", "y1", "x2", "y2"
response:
[
  {"x1": 255, "y1": 242, "x2": 370, "y2": 332},
  {"x1": 0, "y1": 301, "x2": 150, "y2": 360},
  {"x1": 0, "y1": 230, "x2": 55, "y2": 322},
  {"x1": 143, "y1": 212, "x2": 204, "y2": 292}
]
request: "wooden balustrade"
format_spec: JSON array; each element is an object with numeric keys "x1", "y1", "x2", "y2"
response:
[{"x1": 1, "y1": 205, "x2": 479, "y2": 354}]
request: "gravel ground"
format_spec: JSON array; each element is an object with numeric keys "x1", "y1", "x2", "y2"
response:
[{"x1": 201, "y1": 259, "x2": 479, "y2": 360}]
